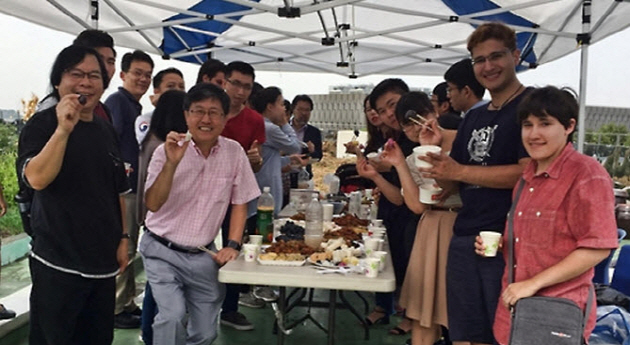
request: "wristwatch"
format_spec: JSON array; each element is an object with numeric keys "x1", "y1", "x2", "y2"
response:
[
  {"x1": 225, "y1": 239, "x2": 242, "y2": 251},
  {"x1": 121, "y1": 233, "x2": 131, "y2": 239}
]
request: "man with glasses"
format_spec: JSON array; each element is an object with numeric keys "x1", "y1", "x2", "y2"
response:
[
  {"x1": 139, "y1": 83, "x2": 259, "y2": 345},
  {"x1": 218, "y1": 61, "x2": 267, "y2": 330},
  {"x1": 289, "y1": 94, "x2": 322, "y2": 180},
  {"x1": 37, "y1": 29, "x2": 117, "y2": 123},
  {"x1": 444, "y1": 58, "x2": 487, "y2": 117},
  {"x1": 419, "y1": 22, "x2": 530, "y2": 345},
  {"x1": 105, "y1": 49, "x2": 154, "y2": 329}
]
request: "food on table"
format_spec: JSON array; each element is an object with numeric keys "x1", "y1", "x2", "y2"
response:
[
  {"x1": 323, "y1": 227, "x2": 362, "y2": 245},
  {"x1": 275, "y1": 221, "x2": 305, "y2": 242},
  {"x1": 265, "y1": 240, "x2": 315, "y2": 256},
  {"x1": 332, "y1": 214, "x2": 369, "y2": 227},
  {"x1": 258, "y1": 252, "x2": 305, "y2": 262},
  {"x1": 290, "y1": 212, "x2": 306, "y2": 221}
]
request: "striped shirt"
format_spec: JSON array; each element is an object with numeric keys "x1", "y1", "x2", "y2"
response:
[{"x1": 144, "y1": 136, "x2": 260, "y2": 247}]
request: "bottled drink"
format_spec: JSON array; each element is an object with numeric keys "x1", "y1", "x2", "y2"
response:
[
  {"x1": 305, "y1": 197, "x2": 323, "y2": 249},
  {"x1": 256, "y1": 187, "x2": 275, "y2": 244}
]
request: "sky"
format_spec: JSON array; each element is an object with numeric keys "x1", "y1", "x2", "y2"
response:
[{"x1": 1, "y1": 12, "x2": 630, "y2": 113}]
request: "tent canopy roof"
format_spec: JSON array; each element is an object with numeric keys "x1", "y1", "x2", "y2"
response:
[{"x1": 2, "y1": 0, "x2": 630, "y2": 78}]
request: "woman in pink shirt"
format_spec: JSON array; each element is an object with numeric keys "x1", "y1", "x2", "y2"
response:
[{"x1": 475, "y1": 86, "x2": 618, "y2": 344}]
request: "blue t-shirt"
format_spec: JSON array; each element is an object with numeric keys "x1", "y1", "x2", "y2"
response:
[{"x1": 449, "y1": 88, "x2": 530, "y2": 236}]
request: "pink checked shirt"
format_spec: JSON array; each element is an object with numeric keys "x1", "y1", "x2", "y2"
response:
[
  {"x1": 144, "y1": 136, "x2": 260, "y2": 247},
  {"x1": 494, "y1": 144, "x2": 618, "y2": 345}
]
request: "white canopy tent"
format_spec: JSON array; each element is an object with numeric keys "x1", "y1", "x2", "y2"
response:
[{"x1": 1, "y1": 0, "x2": 629, "y2": 151}]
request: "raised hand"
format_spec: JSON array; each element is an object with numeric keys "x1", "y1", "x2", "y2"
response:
[
  {"x1": 247, "y1": 140, "x2": 262, "y2": 166},
  {"x1": 55, "y1": 94, "x2": 83, "y2": 135},
  {"x1": 419, "y1": 118, "x2": 443, "y2": 146},
  {"x1": 379, "y1": 140, "x2": 405, "y2": 167},
  {"x1": 163, "y1": 131, "x2": 189, "y2": 165},
  {"x1": 356, "y1": 156, "x2": 379, "y2": 180}
]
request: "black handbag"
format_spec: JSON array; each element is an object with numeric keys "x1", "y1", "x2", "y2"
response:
[{"x1": 507, "y1": 179, "x2": 593, "y2": 345}]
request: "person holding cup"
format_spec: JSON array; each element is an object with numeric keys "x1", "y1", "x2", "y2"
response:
[
  {"x1": 474, "y1": 86, "x2": 618, "y2": 345},
  {"x1": 378, "y1": 91, "x2": 461, "y2": 345}
]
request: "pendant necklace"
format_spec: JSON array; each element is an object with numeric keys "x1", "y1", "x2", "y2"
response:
[{"x1": 490, "y1": 84, "x2": 524, "y2": 111}]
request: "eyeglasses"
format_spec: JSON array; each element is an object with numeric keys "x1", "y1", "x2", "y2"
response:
[
  {"x1": 471, "y1": 49, "x2": 511, "y2": 66},
  {"x1": 129, "y1": 69, "x2": 152, "y2": 80},
  {"x1": 65, "y1": 68, "x2": 102, "y2": 81},
  {"x1": 226, "y1": 78, "x2": 253, "y2": 91},
  {"x1": 187, "y1": 108, "x2": 224, "y2": 120}
]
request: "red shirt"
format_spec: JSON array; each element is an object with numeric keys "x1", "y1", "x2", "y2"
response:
[
  {"x1": 221, "y1": 107, "x2": 266, "y2": 151},
  {"x1": 494, "y1": 144, "x2": 618, "y2": 344}
]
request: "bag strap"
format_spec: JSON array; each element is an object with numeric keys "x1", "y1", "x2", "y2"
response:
[{"x1": 507, "y1": 178, "x2": 595, "y2": 333}]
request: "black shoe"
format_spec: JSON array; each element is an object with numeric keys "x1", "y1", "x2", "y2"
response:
[
  {"x1": 127, "y1": 306, "x2": 142, "y2": 316},
  {"x1": 114, "y1": 312, "x2": 141, "y2": 329},
  {"x1": 0, "y1": 305, "x2": 16, "y2": 320}
]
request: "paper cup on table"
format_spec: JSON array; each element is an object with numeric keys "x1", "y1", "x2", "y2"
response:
[
  {"x1": 322, "y1": 203, "x2": 334, "y2": 222},
  {"x1": 371, "y1": 219, "x2": 383, "y2": 227},
  {"x1": 376, "y1": 239, "x2": 385, "y2": 251},
  {"x1": 413, "y1": 145, "x2": 442, "y2": 168},
  {"x1": 479, "y1": 231, "x2": 502, "y2": 257},
  {"x1": 370, "y1": 231, "x2": 385, "y2": 240},
  {"x1": 364, "y1": 238, "x2": 380, "y2": 256},
  {"x1": 419, "y1": 183, "x2": 442, "y2": 205},
  {"x1": 371, "y1": 251, "x2": 387, "y2": 271},
  {"x1": 365, "y1": 258, "x2": 380, "y2": 278},
  {"x1": 249, "y1": 235, "x2": 263, "y2": 245},
  {"x1": 243, "y1": 244, "x2": 258, "y2": 262}
]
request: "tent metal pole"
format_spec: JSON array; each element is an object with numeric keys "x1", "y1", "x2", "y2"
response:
[{"x1": 577, "y1": 0, "x2": 591, "y2": 154}]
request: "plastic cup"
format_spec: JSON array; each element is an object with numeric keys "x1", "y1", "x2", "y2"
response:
[
  {"x1": 249, "y1": 235, "x2": 263, "y2": 245},
  {"x1": 364, "y1": 238, "x2": 380, "y2": 256},
  {"x1": 371, "y1": 251, "x2": 387, "y2": 271},
  {"x1": 479, "y1": 231, "x2": 502, "y2": 257},
  {"x1": 371, "y1": 219, "x2": 383, "y2": 227},
  {"x1": 322, "y1": 203, "x2": 334, "y2": 222},
  {"x1": 243, "y1": 243, "x2": 259, "y2": 262},
  {"x1": 419, "y1": 183, "x2": 442, "y2": 205},
  {"x1": 413, "y1": 145, "x2": 442, "y2": 168},
  {"x1": 365, "y1": 258, "x2": 380, "y2": 278}
]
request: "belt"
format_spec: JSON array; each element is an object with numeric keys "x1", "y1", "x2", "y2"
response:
[
  {"x1": 146, "y1": 228, "x2": 213, "y2": 254},
  {"x1": 430, "y1": 205, "x2": 461, "y2": 212}
]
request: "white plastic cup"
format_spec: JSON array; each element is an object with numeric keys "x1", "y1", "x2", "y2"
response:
[
  {"x1": 243, "y1": 243, "x2": 259, "y2": 262},
  {"x1": 370, "y1": 231, "x2": 385, "y2": 240},
  {"x1": 371, "y1": 219, "x2": 383, "y2": 227},
  {"x1": 249, "y1": 235, "x2": 263, "y2": 245},
  {"x1": 413, "y1": 145, "x2": 442, "y2": 168},
  {"x1": 479, "y1": 231, "x2": 502, "y2": 257},
  {"x1": 371, "y1": 251, "x2": 387, "y2": 271},
  {"x1": 419, "y1": 183, "x2": 443, "y2": 205},
  {"x1": 365, "y1": 258, "x2": 380, "y2": 278},
  {"x1": 322, "y1": 203, "x2": 334, "y2": 222},
  {"x1": 364, "y1": 238, "x2": 380, "y2": 256},
  {"x1": 376, "y1": 238, "x2": 385, "y2": 251}
]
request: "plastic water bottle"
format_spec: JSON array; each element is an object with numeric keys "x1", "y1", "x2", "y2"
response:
[
  {"x1": 305, "y1": 197, "x2": 323, "y2": 249},
  {"x1": 256, "y1": 187, "x2": 275, "y2": 244}
]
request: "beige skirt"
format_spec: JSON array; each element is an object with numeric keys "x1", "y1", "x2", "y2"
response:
[{"x1": 399, "y1": 210, "x2": 456, "y2": 328}]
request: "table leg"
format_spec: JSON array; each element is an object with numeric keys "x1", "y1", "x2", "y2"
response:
[
  {"x1": 277, "y1": 287, "x2": 286, "y2": 345},
  {"x1": 327, "y1": 290, "x2": 336, "y2": 345}
]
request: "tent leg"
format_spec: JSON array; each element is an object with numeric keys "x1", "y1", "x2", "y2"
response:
[{"x1": 577, "y1": 0, "x2": 591, "y2": 154}]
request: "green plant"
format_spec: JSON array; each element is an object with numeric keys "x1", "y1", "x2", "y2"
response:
[{"x1": 0, "y1": 122, "x2": 22, "y2": 236}]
